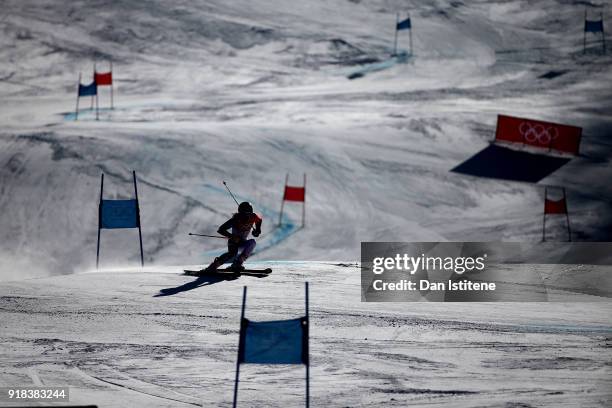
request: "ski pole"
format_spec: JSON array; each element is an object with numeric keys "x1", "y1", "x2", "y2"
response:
[
  {"x1": 188, "y1": 233, "x2": 228, "y2": 239},
  {"x1": 222, "y1": 180, "x2": 240, "y2": 206}
]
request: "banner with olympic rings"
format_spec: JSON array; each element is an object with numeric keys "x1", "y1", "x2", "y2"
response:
[{"x1": 495, "y1": 115, "x2": 582, "y2": 155}]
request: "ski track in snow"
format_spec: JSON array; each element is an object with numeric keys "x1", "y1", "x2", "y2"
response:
[{"x1": 75, "y1": 365, "x2": 204, "y2": 407}]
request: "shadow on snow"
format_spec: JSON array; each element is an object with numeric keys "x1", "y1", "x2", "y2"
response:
[{"x1": 153, "y1": 273, "x2": 238, "y2": 297}]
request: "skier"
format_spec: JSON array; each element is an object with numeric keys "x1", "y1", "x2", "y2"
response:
[{"x1": 204, "y1": 201, "x2": 262, "y2": 272}]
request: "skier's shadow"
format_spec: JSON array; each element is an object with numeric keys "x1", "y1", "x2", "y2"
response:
[{"x1": 154, "y1": 274, "x2": 238, "y2": 297}]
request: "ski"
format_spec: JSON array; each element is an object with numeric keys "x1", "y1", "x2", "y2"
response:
[
  {"x1": 218, "y1": 267, "x2": 272, "y2": 274},
  {"x1": 184, "y1": 268, "x2": 272, "y2": 277}
]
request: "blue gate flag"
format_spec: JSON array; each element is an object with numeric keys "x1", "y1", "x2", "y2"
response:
[
  {"x1": 79, "y1": 81, "x2": 97, "y2": 96},
  {"x1": 240, "y1": 317, "x2": 307, "y2": 364},
  {"x1": 397, "y1": 18, "x2": 411, "y2": 30},
  {"x1": 585, "y1": 19, "x2": 603, "y2": 33},
  {"x1": 100, "y1": 199, "x2": 139, "y2": 229}
]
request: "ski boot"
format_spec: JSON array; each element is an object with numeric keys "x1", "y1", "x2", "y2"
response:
[
  {"x1": 203, "y1": 257, "x2": 223, "y2": 273},
  {"x1": 229, "y1": 260, "x2": 245, "y2": 273}
]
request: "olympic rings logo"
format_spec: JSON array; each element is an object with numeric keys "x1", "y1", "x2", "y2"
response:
[{"x1": 519, "y1": 122, "x2": 559, "y2": 145}]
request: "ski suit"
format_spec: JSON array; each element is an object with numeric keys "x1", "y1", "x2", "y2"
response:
[{"x1": 214, "y1": 212, "x2": 262, "y2": 267}]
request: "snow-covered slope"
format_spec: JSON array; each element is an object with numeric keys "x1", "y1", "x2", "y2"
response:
[
  {"x1": 1, "y1": 3, "x2": 611, "y2": 407},
  {"x1": 1, "y1": 265, "x2": 610, "y2": 407},
  {"x1": 1, "y1": 0, "x2": 612, "y2": 279}
]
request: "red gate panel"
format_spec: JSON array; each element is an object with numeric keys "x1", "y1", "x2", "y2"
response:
[
  {"x1": 544, "y1": 198, "x2": 567, "y2": 214},
  {"x1": 95, "y1": 71, "x2": 113, "y2": 86},
  {"x1": 284, "y1": 186, "x2": 305, "y2": 202}
]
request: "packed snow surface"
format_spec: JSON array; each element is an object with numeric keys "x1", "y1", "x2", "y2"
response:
[{"x1": 0, "y1": 264, "x2": 611, "y2": 407}]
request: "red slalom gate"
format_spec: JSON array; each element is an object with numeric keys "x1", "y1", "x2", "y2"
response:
[
  {"x1": 94, "y1": 61, "x2": 114, "y2": 109},
  {"x1": 544, "y1": 197, "x2": 567, "y2": 214},
  {"x1": 94, "y1": 71, "x2": 112, "y2": 85},
  {"x1": 542, "y1": 186, "x2": 571, "y2": 242},
  {"x1": 278, "y1": 174, "x2": 306, "y2": 227},
  {"x1": 284, "y1": 185, "x2": 305, "y2": 202},
  {"x1": 495, "y1": 115, "x2": 582, "y2": 155}
]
